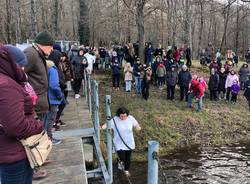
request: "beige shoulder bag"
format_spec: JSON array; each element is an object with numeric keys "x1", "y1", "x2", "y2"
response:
[{"x1": 20, "y1": 130, "x2": 52, "y2": 169}]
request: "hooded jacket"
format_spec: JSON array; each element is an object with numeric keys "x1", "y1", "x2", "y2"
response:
[
  {"x1": 48, "y1": 50, "x2": 66, "y2": 90},
  {"x1": 190, "y1": 79, "x2": 204, "y2": 98},
  {"x1": 0, "y1": 46, "x2": 43, "y2": 164},
  {"x1": 46, "y1": 60, "x2": 63, "y2": 105},
  {"x1": 225, "y1": 73, "x2": 239, "y2": 88},
  {"x1": 156, "y1": 63, "x2": 166, "y2": 77},
  {"x1": 166, "y1": 70, "x2": 178, "y2": 86},
  {"x1": 239, "y1": 65, "x2": 250, "y2": 82}
]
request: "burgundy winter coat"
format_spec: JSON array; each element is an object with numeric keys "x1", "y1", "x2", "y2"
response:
[{"x1": 0, "y1": 46, "x2": 43, "y2": 164}]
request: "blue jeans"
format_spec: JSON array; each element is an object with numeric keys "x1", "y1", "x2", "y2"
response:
[
  {"x1": 45, "y1": 105, "x2": 58, "y2": 138},
  {"x1": 134, "y1": 76, "x2": 142, "y2": 94},
  {"x1": 187, "y1": 92, "x2": 203, "y2": 112},
  {"x1": 125, "y1": 80, "x2": 132, "y2": 91},
  {"x1": 100, "y1": 58, "x2": 105, "y2": 69},
  {"x1": 0, "y1": 159, "x2": 33, "y2": 184}
]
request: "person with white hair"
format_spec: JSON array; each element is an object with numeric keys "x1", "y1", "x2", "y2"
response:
[{"x1": 178, "y1": 65, "x2": 192, "y2": 101}]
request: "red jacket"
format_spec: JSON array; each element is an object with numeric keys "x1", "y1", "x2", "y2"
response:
[
  {"x1": 0, "y1": 46, "x2": 43, "y2": 164},
  {"x1": 190, "y1": 79, "x2": 204, "y2": 99}
]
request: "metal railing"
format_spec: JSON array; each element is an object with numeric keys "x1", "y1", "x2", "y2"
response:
[{"x1": 83, "y1": 72, "x2": 159, "y2": 184}]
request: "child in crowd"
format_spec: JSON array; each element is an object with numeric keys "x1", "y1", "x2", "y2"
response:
[
  {"x1": 231, "y1": 80, "x2": 240, "y2": 104},
  {"x1": 156, "y1": 61, "x2": 166, "y2": 89},
  {"x1": 124, "y1": 62, "x2": 133, "y2": 92}
]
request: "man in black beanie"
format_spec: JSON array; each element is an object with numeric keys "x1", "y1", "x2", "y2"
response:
[{"x1": 24, "y1": 31, "x2": 54, "y2": 180}]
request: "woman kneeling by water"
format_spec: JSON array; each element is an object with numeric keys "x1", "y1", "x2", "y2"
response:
[{"x1": 101, "y1": 107, "x2": 141, "y2": 176}]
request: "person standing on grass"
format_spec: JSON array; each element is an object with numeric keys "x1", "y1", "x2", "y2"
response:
[
  {"x1": 225, "y1": 70, "x2": 239, "y2": 101},
  {"x1": 187, "y1": 77, "x2": 205, "y2": 112},
  {"x1": 209, "y1": 59, "x2": 220, "y2": 73},
  {"x1": 71, "y1": 48, "x2": 88, "y2": 99},
  {"x1": 156, "y1": 61, "x2": 166, "y2": 90},
  {"x1": 166, "y1": 66, "x2": 178, "y2": 100},
  {"x1": 208, "y1": 68, "x2": 220, "y2": 101},
  {"x1": 101, "y1": 107, "x2": 141, "y2": 176},
  {"x1": 111, "y1": 59, "x2": 121, "y2": 90},
  {"x1": 124, "y1": 62, "x2": 133, "y2": 92},
  {"x1": 178, "y1": 65, "x2": 192, "y2": 101},
  {"x1": 244, "y1": 75, "x2": 250, "y2": 110},
  {"x1": 141, "y1": 64, "x2": 152, "y2": 100},
  {"x1": 218, "y1": 68, "x2": 227, "y2": 100},
  {"x1": 185, "y1": 45, "x2": 192, "y2": 67},
  {"x1": 239, "y1": 64, "x2": 250, "y2": 90},
  {"x1": 133, "y1": 58, "x2": 143, "y2": 94},
  {"x1": 230, "y1": 80, "x2": 240, "y2": 104}
]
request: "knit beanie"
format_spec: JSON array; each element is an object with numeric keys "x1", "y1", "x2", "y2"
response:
[
  {"x1": 35, "y1": 31, "x2": 54, "y2": 46},
  {"x1": 5, "y1": 45, "x2": 27, "y2": 66},
  {"x1": 53, "y1": 44, "x2": 62, "y2": 52}
]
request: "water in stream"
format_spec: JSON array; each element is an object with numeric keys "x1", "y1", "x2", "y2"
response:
[{"x1": 113, "y1": 144, "x2": 250, "y2": 184}]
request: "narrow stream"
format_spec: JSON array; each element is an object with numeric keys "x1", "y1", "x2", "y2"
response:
[{"x1": 113, "y1": 144, "x2": 250, "y2": 184}]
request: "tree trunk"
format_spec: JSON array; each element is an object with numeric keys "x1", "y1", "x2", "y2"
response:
[
  {"x1": 220, "y1": 2, "x2": 230, "y2": 51},
  {"x1": 116, "y1": 0, "x2": 121, "y2": 43},
  {"x1": 136, "y1": 1, "x2": 145, "y2": 62},
  {"x1": 161, "y1": 0, "x2": 164, "y2": 47},
  {"x1": 183, "y1": 0, "x2": 190, "y2": 46},
  {"x1": 197, "y1": 0, "x2": 204, "y2": 57},
  {"x1": 15, "y1": 0, "x2": 21, "y2": 43},
  {"x1": 53, "y1": 0, "x2": 59, "y2": 38},
  {"x1": 235, "y1": 0, "x2": 239, "y2": 53},
  {"x1": 30, "y1": 0, "x2": 38, "y2": 38},
  {"x1": 6, "y1": 0, "x2": 11, "y2": 43}
]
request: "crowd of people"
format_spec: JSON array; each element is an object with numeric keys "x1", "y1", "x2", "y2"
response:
[
  {"x1": 0, "y1": 30, "x2": 250, "y2": 183},
  {"x1": 91, "y1": 43, "x2": 250, "y2": 112},
  {"x1": 0, "y1": 31, "x2": 94, "y2": 182}
]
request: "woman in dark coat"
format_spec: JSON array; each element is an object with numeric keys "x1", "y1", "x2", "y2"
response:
[
  {"x1": 60, "y1": 52, "x2": 73, "y2": 100},
  {"x1": 71, "y1": 48, "x2": 88, "y2": 98},
  {"x1": 218, "y1": 68, "x2": 227, "y2": 100},
  {"x1": 239, "y1": 64, "x2": 250, "y2": 90},
  {"x1": 244, "y1": 75, "x2": 250, "y2": 110},
  {"x1": 208, "y1": 69, "x2": 220, "y2": 101}
]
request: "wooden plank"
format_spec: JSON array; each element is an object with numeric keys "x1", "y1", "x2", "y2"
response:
[{"x1": 53, "y1": 128, "x2": 95, "y2": 139}]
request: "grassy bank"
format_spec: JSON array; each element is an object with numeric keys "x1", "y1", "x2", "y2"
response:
[{"x1": 94, "y1": 60, "x2": 250, "y2": 161}]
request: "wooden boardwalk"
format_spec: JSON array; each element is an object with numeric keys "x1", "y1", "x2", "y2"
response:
[{"x1": 34, "y1": 95, "x2": 94, "y2": 184}]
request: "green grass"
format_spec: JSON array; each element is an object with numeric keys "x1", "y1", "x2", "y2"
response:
[{"x1": 95, "y1": 60, "x2": 250, "y2": 161}]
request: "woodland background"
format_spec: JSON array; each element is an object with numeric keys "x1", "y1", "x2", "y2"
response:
[{"x1": 0, "y1": 0, "x2": 250, "y2": 59}]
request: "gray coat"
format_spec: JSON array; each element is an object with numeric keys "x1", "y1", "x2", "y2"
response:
[
  {"x1": 24, "y1": 45, "x2": 49, "y2": 114},
  {"x1": 239, "y1": 66, "x2": 250, "y2": 82},
  {"x1": 166, "y1": 71, "x2": 178, "y2": 86}
]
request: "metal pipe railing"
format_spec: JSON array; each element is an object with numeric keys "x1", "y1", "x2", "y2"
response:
[
  {"x1": 105, "y1": 95, "x2": 113, "y2": 184},
  {"x1": 147, "y1": 141, "x2": 159, "y2": 184}
]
